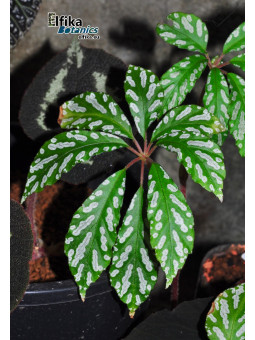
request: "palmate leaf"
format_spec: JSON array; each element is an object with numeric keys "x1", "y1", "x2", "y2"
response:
[
  {"x1": 223, "y1": 22, "x2": 245, "y2": 54},
  {"x1": 64, "y1": 170, "x2": 126, "y2": 300},
  {"x1": 155, "y1": 133, "x2": 225, "y2": 201},
  {"x1": 160, "y1": 55, "x2": 207, "y2": 112},
  {"x1": 124, "y1": 65, "x2": 164, "y2": 138},
  {"x1": 229, "y1": 53, "x2": 245, "y2": 72},
  {"x1": 110, "y1": 187, "x2": 157, "y2": 317},
  {"x1": 227, "y1": 73, "x2": 245, "y2": 157},
  {"x1": 59, "y1": 92, "x2": 134, "y2": 139},
  {"x1": 205, "y1": 283, "x2": 245, "y2": 340},
  {"x1": 151, "y1": 105, "x2": 225, "y2": 142},
  {"x1": 203, "y1": 68, "x2": 230, "y2": 146},
  {"x1": 156, "y1": 12, "x2": 209, "y2": 53},
  {"x1": 21, "y1": 130, "x2": 128, "y2": 203},
  {"x1": 147, "y1": 163, "x2": 194, "y2": 288}
]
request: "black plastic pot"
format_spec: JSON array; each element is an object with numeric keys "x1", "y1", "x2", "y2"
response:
[{"x1": 10, "y1": 273, "x2": 147, "y2": 340}]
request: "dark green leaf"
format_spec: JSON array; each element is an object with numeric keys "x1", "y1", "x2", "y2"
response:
[
  {"x1": 11, "y1": 0, "x2": 41, "y2": 48},
  {"x1": 151, "y1": 105, "x2": 225, "y2": 142},
  {"x1": 60, "y1": 92, "x2": 133, "y2": 139},
  {"x1": 19, "y1": 40, "x2": 127, "y2": 140},
  {"x1": 64, "y1": 170, "x2": 126, "y2": 300},
  {"x1": 203, "y1": 68, "x2": 230, "y2": 146},
  {"x1": 22, "y1": 130, "x2": 128, "y2": 202},
  {"x1": 206, "y1": 283, "x2": 245, "y2": 340},
  {"x1": 155, "y1": 133, "x2": 226, "y2": 201},
  {"x1": 147, "y1": 163, "x2": 194, "y2": 287},
  {"x1": 156, "y1": 12, "x2": 209, "y2": 53},
  {"x1": 124, "y1": 65, "x2": 164, "y2": 138},
  {"x1": 227, "y1": 73, "x2": 245, "y2": 157},
  {"x1": 110, "y1": 187, "x2": 157, "y2": 317},
  {"x1": 229, "y1": 53, "x2": 245, "y2": 72},
  {"x1": 223, "y1": 22, "x2": 245, "y2": 54},
  {"x1": 160, "y1": 55, "x2": 207, "y2": 112}
]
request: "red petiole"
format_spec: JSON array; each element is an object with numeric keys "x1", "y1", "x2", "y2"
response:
[
  {"x1": 128, "y1": 146, "x2": 142, "y2": 158},
  {"x1": 206, "y1": 52, "x2": 229, "y2": 73},
  {"x1": 125, "y1": 157, "x2": 141, "y2": 170},
  {"x1": 127, "y1": 135, "x2": 158, "y2": 185}
]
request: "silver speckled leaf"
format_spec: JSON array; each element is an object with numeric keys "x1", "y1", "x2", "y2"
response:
[
  {"x1": 147, "y1": 163, "x2": 194, "y2": 288},
  {"x1": 65, "y1": 169, "x2": 126, "y2": 300},
  {"x1": 206, "y1": 283, "x2": 245, "y2": 340},
  {"x1": 156, "y1": 12, "x2": 209, "y2": 53}
]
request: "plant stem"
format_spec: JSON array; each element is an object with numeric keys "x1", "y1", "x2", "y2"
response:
[
  {"x1": 144, "y1": 132, "x2": 148, "y2": 153},
  {"x1": 140, "y1": 160, "x2": 145, "y2": 186},
  {"x1": 205, "y1": 53, "x2": 213, "y2": 69},
  {"x1": 133, "y1": 138, "x2": 143, "y2": 154},
  {"x1": 218, "y1": 61, "x2": 230, "y2": 69},
  {"x1": 148, "y1": 145, "x2": 158, "y2": 157},
  {"x1": 220, "y1": 69, "x2": 228, "y2": 75},
  {"x1": 125, "y1": 157, "x2": 141, "y2": 170},
  {"x1": 214, "y1": 53, "x2": 224, "y2": 67},
  {"x1": 171, "y1": 271, "x2": 180, "y2": 309},
  {"x1": 26, "y1": 193, "x2": 45, "y2": 260},
  {"x1": 179, "y1": 163, "x2": 189, "y2": 197},
  {"x1": 128, "y1": 146, "x2": 141, "y2": 158},
  {"x1": 145, "y1": 157, "x2": 154, "y2": 170},
  {"x1": 146, "y1": 142, "x2": 152, "y2": 154}
]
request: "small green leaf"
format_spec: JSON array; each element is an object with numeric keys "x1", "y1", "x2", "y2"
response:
[
  {"x1": 229, "y1": 53, "x2": 245, "y2": 71},
  {"x1": 223, "y1": 22, "x2": 245, "y2": 54},
  {"x1": 160, "y1": 55, "x2": 207, "y2": 112},
  {"x1": 64, "y1": 169, "x2": 126, "y2": 300},
  {"x1": 151, "y1": 105, "x2": 225, "y2": 143},
  {"x1": 203, "y1": 68, "x2": 230, "y2": 146},
  {"x1": 155, "y1": 133, "x2": 226, "y2": 201},
  {"x1": 60, "y1": 92, "x2": 134, "y2": 139},
  {"x1": 21, "y1": 130, "x2": 128, "y2": 203},
  {"x1": 110, "y1": 187, "x2": 157, "y2": 317},
  {"x1": 227, "y1": 73, "x2": 245, "y2": 157},
  {"x1": 156, "y1": 12, "x2": 209, "y2": 53},
  {"x1": 124, "y1": 65, "x2": 163, "y2": 138},
  {"x1": 147, "y1": 163, "x2": 194, "y2": 288},
  {"x1": 205, "y1": 283, "x2": 245, "y2": 340}
]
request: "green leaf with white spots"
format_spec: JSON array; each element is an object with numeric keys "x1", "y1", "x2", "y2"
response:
[
  {"x1": 147, "y1": 163, "x2": 194, "y2": 288},
  {"x1": 160, "y1": 55, "x2": 207, "y2": 112},
  {"x1": 203, "y1": 68, "x2": 230, "y2": 146},
  {"x1": 223, "y1": 22, "x2": 245, "y2": 54},
  {"x1": 156, "y1": 12, "x2": 209, "y2": 53},
  {"x1": 21, "y1": 130, "x2": 128, "y2": 203},
  {"x1": 64, "y1": 170, "x2": 126, "y2": 300},
  {"x1": 59, "y1": 92, "x2": 134, "y2": 139},
  {"x1": 227, "y1": 73, "x2": 245, "y2": 157},
  {"x1": 206, "y1": 283, "x2": 245, "y2": 340},
  {"x1": 110, "y1": 187, "x2": 157, "y2": 317},
  {"x1": 151, "y1": 105, "x2": 226, "y2": 143},
  {"x1": 124, "y1": 65, "x2": 164, "y2": 138},
  {"x1": 229, "y1": 53, "x2": 245, "y2": 72},
  {"x1": 155, "y1": 133, "x2": 226, "y2": 201}
]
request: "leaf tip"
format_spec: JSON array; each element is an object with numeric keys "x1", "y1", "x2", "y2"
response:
[
  {"x1": 58, "y1": 106, "x2": 64, "y2": 126},
  {"x1": 80, "y1": 291, "x2": 86, "y2": 302},
  {"x1": 165, "y1": 280, "x2": 172, "y2": 289},
  {"x1": 208, "y1": 301, "x2": 216, "y2": 315},
  {"x1": 129, "y1": 311, "x2": 135, "y2": 319},
  {"x1": 218, "y1": 194, "x2": 223, "y2": 203}
]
